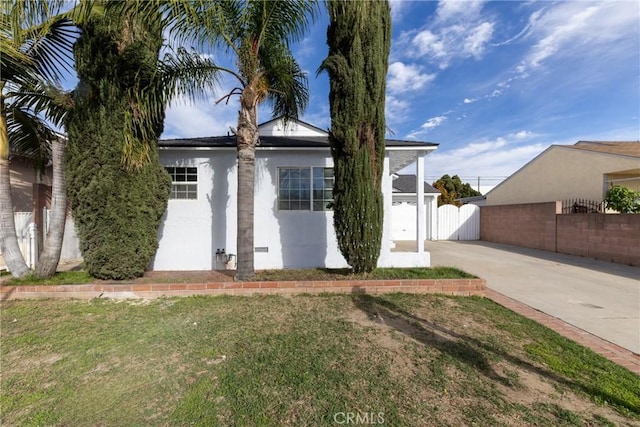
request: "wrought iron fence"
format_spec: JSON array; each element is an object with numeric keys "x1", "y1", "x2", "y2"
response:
[{"x1": 561, "y1": 199, "x2": 605, "y2": 214}]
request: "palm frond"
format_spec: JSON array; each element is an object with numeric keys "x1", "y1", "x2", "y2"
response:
[
  {"x1": 4, "y1": 0, "x2": 78, "y2": 85},
  {"x1": 6, "y1": 106, "x2": 54, "y2": 173},
  {"x1": 261, "y1": 43, "x2": 309, "y2": 120},
  {"x1": 6, "y1": 81, "x2": 71, "y2": 128},
  {"x1": 159, "y1": 47, "x2": 223, "y2": 104},
  {"x1": 251, "y1": 0, "x2": 319, "y2": 51},
  {"x1": 22, "y1": 15, "x2": 78, "y2": 84}
]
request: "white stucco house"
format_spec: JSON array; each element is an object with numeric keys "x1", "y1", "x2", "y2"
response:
[{"x1": 153, "y1": 117, "x2": 438, "y2": 271}]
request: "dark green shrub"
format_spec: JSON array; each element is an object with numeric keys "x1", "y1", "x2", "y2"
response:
[
  {"x1": 65, "y1": 7, "x2": 170, "y2": 280},
  {"x1": 320, "y1": 1, "x2": 391, "y2": 273}
]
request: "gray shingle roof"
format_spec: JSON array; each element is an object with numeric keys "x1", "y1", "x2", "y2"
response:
[
  {"x1": 159, "y1": 135, "x2": 438, "y2": 149},
  {"x1": 392, "y1": 174, "x2": 439, "y2": 193}
]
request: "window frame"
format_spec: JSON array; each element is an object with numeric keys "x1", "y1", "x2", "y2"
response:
[
  {"x1": 277, "y1": 166, "x2": 334, "y2": 212},
  {"x1": 165, "y1": 166, "x2": 198, "y2": 200}
]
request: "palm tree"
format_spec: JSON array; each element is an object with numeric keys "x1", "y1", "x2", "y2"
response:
[
  {"x1": 171, "y1": 0, "x2": 316, "y2": 280},
  {"x1": 0, "y1": 0, "x2": 77, "y2": 277}
]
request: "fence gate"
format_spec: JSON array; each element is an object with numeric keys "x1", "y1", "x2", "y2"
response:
[{"x1": 437, "y1": 204, "x2": 480, "y2": 240}]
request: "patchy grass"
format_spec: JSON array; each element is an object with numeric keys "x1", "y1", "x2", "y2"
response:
[
  {"x1": 2, "y1": 270, "x2": 93, "y2": 286},
  {"x1": 2, "y1": 267, "x2": 474, "y2": 286},
  {"x1": 1, "y1": 294, "x2": 637, "y2": 426},
  {"x1": 254, "y1": 266, "x2": 476, "y2": 281}
]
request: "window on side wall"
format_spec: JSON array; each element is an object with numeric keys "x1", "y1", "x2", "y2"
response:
[
  {"x1": 165, "y1": 166, "x2": 197, "y2": 199},
  {"x1": 278, "y1": 167, "x2": 334, "y2": 211}
]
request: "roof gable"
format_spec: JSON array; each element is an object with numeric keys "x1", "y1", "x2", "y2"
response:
[{"x1": 258, "y1": 117, "x2": 328, "y2": 137}]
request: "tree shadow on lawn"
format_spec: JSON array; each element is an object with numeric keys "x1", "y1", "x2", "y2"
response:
[{"x1": 350, "y1": 293, "x2": 637, "y2": 414}]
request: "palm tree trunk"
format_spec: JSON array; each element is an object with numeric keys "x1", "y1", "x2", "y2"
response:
[
  {"x1": 0, "y1": 93, "x2": 30, "y2": 277},
  {"x1": 35, "y1": 136, "x2": 66, "y2": 278},
  {"x1": 235, "y1": 88, "x2": 259, "y2": 281}
]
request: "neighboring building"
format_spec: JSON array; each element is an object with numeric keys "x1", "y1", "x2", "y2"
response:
[
  {"x1": 155, "y1": 117, "x2": 439, "y2": 270},
  {"x1": 485, "y1": 141, "x2": 640, "y2": 205},
  {"x1": 9, "y1": 156, "x2": 51, "y2": 213},
  {"x1": 390, "y1": 174, "x2": 440, "y2": 241},
  {"x1": 456, "y1": 195, "x2": 487, "y2": 206},
  {"x1": 3, "y1": 153, "x2": 81, "y2": 269}
]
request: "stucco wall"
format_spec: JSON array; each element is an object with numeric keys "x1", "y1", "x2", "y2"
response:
[
  {"x1": 486, "y1": 147, "x2": 640, "y2": 205},
  {"x1": 154, "y1": 149, "x2": 350, "y2": 270},
  {"x1": 154, "y1": 147, "x2": 438, "y2": 271}
]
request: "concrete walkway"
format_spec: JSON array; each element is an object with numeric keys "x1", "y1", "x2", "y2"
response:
[{"x1": 416, "y1": 240, "x2": 640, "y2": 356}]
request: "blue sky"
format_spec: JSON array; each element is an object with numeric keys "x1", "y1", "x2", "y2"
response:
[{"x1": 161, "y1": 1, "x2": 639, "y2": 192}]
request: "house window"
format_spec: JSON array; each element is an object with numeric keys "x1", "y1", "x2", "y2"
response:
[
  {"x1": 313, "y1": 167, "x2": 334, "y2": 211},
  {"x1": 165, "y1": 167, "x2": 197, "y2": 199},
  {"x1": 278, "y1": 167, "x2": 334, "y2": 211}
]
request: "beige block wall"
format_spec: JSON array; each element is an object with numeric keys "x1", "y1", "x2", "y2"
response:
[
  {"x1": 480, "y1": 202, "x2": 560, "y2": 252},
  {"x1": 486, "y1": 147, "x2": 640, "y2": 205},
  {"x1": 481, "y1": 202, "x2": 640, "y2": 266},
  {"x1": 556, "y1": 214, "x2": 640, "y2": 266}
]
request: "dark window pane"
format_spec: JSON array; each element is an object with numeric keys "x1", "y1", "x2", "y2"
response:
[{"x1": 300, "y1": 200, "x2": 310, "y2": 210}]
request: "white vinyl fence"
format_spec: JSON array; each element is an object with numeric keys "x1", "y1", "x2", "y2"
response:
[
  {"x1": 437, "y1": 204, "x2": 480, "y2": 240},
  {"x1": 13, "y1": 212, "x2": 39, "y2": 268}
]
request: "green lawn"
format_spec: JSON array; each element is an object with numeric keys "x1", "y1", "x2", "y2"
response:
[{"x1": 1, "y1": 294, "x2": 638, "y2": 426}]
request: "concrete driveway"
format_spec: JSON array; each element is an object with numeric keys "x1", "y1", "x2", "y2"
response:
[{"x1": 418, "y1": 241, "x2": 640, "y2": 354}]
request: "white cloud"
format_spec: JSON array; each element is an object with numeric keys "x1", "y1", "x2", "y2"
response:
[
  {"x1": 387, "y1": 61, "x2": 436, "y2": 94},
  {"x1": 423, "y1": 140, "x2": 548, "y2": 182},
  {"x1": 510, "y1": 130, "x2": 536, "y2": 139},
  {"x1": 402, "y1": 1, "x2": 495, "y2": 69},
  {"x1": 463, "y1": 22, "x2": 494, "y2": 58},
  {"x1": 436, "y1": 0, "x2": 485, "y2": 23},
  {"x1": 162, "y1": 96, "x2": 238, "y2": 140},
  {"x1": 463, "y1": 97, "x2": 476, "y2": 104},
  {"x1": 519, "y1": 1, "x2": 639, "y2": 73},
  {"x1": 389, "y1": 0, "x2": 410, "y2": 21},
  {"x1": 421, "y1": 115, "x2": 447, "y2": 130},
  {"x1": 405, "y1": 115, "x2": 449, "y2": 139},
  {"x1": 385, "y1": 95, "x2": 411, "y2": 123},
  {"x1": 412, "y1": 30, "x2": 448, "y2": 64}
]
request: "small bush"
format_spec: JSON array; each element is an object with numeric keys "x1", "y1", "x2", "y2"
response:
[{"x1": 604, "y1": 186, "x2": 640, "y2": 213}]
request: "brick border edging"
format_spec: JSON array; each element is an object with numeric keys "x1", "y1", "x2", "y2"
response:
[
  {"x1": 485, "y1": 289, "x2": 640, "y2": 375},
  {"x1": 0, "y1": 278, "x2": 486, "y2": 301}
]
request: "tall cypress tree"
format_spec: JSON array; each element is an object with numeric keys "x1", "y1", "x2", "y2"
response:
[
  {"x1": 320, "y1": 0, "x2": 391, "y2": 273},
  {"x1": 65, "y1": 7, "x2": 171, "y2": 279}
]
